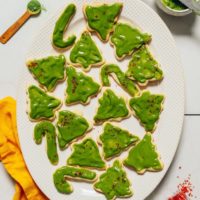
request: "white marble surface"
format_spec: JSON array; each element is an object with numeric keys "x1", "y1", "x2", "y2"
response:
[{"x1": 0, "y1": 0, "x2": 200, "y2": 199}]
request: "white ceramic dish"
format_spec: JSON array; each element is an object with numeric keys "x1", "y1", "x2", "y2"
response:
[{"x1": 17, "y1": 0, "x2": 184, "y2": 199}]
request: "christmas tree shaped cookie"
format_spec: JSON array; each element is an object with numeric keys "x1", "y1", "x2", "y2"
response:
[
  {"x1": 69, "y1": 31, "x2": 104, "y2": 71},
  {"x1": 94, "y1": 160, "x2": 133, "y2": 200},
  {"x1": 67, "y1": 138, "x2": 106, "y2": 169},
  {"x1": 57, "y1": 110, "x2": 91, "y2": 149},
  {"x1": 110, "y1": 23, "x2": 151, "y2": 60},
  {"x1": 65, "y1": 66, "x2": 100, "y2": 105},
  {"x1": 34, "y1": 121, "x2": 58, "y2": 165},
  {"x1": 27, "y1": 85, "x2": 61, "y2": 121},
  {"x1": 101, "y1": 64, "x2": 140, "y2": 96},
  {"x1": 126, "y1": 45, "x2": 163, "y2": 86},
  {"x1": 124, "y1": 133, "x2": 163, "y2": 174},
  {"x1": 99, "y1": 123, "x2": 139, "y2": 160},
  {"x1": 27, "y1": 55, "x2": 66, "y2": 91},
  {"x1": 129, "y1": 91, "x2": 164, "y2": 132},
  {"x1": 84, "y1": 3, "x2": 123, "y2": 42},
  {"x1": 94, "y1": 89, "x2": 129, "y2": 124}
]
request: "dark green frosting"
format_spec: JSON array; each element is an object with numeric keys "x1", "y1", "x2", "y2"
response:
[
  {"x1": 34, "y1": 121, "x2": 58, "y2": 164},
  {"x1": 54, "y1": 166, "x2": 96, "y2": 181},
  {"x1": 126, "y1": 46, "x2": 163, "y2": 85},
  {"x1": 27, "y1": 55, "x2": 66, "y2": 91},
  {"x1": 162, "y1": 0, "x2": 187, "y2": 10},
  {"x1": 94, "y1": 160, "x2": 132, "y2": 200},
  {"x1": 53, "y1": 168, "x2": 73, "y2": 194},
  {"x1": 67, "y1": 138, "x2": 106, "y2": 169},
  {"x1": 52, "y1": 4, "x2": 76, "y2": 48},
  {"x1": 111, "y1": 23, "x2": 151, "y2": 59},
  {"x1": 124, "y1": 133, "x2": 163, "y2": 173},
  {"x1": 94, "y1": 89, "x2": 129, "y2": 124},
  {"x1": 100, "y1": 123, "x2": 139, "y2": 159},
  {"x1": 65, "y1": 66, "x2": 100, "y2": 104},
  {"x1": 101, "y1": 64, "x2": 140, "y2": 96},
  {"x1": 27, "y1": 85, "x2": 61, "y2": 120},
  {"x1": 129, "y1": 91, "x2": 164, "y2": 132},
  {"x1": 27, "y1": 0, "x2": 41, "y2": 14},
  {"x1": 57, "y1": 110, "x2": 90, "y2": 149},
  {"x1": 70, "y1": 31, "x2": 103, "y2": 70},
  {"x1": 85, "y1": 3, "x2": 123, "y2": 41}
]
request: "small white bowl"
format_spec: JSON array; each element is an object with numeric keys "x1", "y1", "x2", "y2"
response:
[{"x1": 156, "y1": 0, "x2": 192, "y2": 16}]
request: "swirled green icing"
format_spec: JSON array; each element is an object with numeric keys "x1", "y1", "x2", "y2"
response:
[
  {"x1": 100, "y1": 123, "x2": 139, "y2": 159},
  {"x1": 27, "y1": 85, "x2": 61, "y2": 120},
  {"x1": 94, "y1": 160, "x2": 132, "y2": 200},
  {"x1": 70, "y1": 31, "x2": 103, "y2": 70},
  {"x1": 84, "y1": 3, "x2": 123, "y2": 41},
  {"x1": 34, "y1": 121, "x2": 58, "y2": 164},
  {"x1": 54, "y1": 166, "x2": 96, "y2": 182},
  {"x1": 162, "y1": 0, "x2": 187, "y2": 10},
  {"x1": 101, "y1": 64, "x2": 140, "y2": 96},
  {"x1": 94, "y1": 89, "x2": 129, "y2": 124},
  {"x1": 27, "y1": 55, "x2": 66, "y2": 91},
  {"x1": 110, "y1": 23, "x2": 151, "y2": 59},
  {"x1": 129, "y1": 91, "x2": 164, "y2": 132},
  {"x1": 67, "y1": 138, "x2": 106, "y2": 169},
  {"x1": 124, "y1": 133, "x2": 163, "y2": 174},
  {"x1": 57, "y1": 110, "x2": 90, "y2": 149},
  {"x1": 53, "y1": 169, "x2": 73, "y2": 194},
  {"x1": 52, "y1": 4, "x2": 76, "y2": 48},
  {"x1": 126, "y1": 46, "x2": 163, "y2": 85},
  {"x1": 65, "y1": 66, "x2": 100, "y2": 104}
]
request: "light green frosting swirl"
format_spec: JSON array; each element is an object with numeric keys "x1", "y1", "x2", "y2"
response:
[{"x1": 34, "y1": 121, "x2": 58, "y2": 164}]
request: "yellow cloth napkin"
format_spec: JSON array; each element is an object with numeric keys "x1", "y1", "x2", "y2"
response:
[{"x1": 0, "y1": 97, "x2": 48, "y2": 200}]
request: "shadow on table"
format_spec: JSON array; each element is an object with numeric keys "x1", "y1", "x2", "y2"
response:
[{"x1": 154, "y1": 2, "x2": 196, "y2": 36}]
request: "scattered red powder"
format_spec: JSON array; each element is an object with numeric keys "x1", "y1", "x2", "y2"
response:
[{"x1": 168, "y1": 175, "x2": 194, "y2": 200}]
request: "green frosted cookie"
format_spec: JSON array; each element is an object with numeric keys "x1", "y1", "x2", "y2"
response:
[
  {"x1": 110, "y1": 23, "x2": 151, "y2": 60},
  {"x1": 124, "y1": 133, "x2": 163, "y2": 174},
  {"x1": 101, "y1": 64, "x2": 140, "y2": 96},
  {"x1": 53, "y1": 168, "x2": 73, "y2": 194},
  {"x1": 67, "y1": 138, "x2": 106, "y2": 169},
  {"x1": 99, "y1": 123, "x2": 139, "y2": 159},
  {"x1": 27, "y1": 55, "x2": 66, "y2": 91},
  {"x1": 65, "y1": 66, "x2": 100, "y2": 105},
  {"x1": 129, "y1": 91, "x2": 164, "y2": 132},
  {"x1": 94, "y1": 89, "x2": 129, "y2": 124},
  {"x1": 34, "y1": 121, "x2": 58, "y2": 165},
  {"x1": 54, "y1": 166, "x2": 96, "y2": 182},
  {"x1": 84, "y1": 3, "x2": 123, "y2": 41},
  {"x1": 57, "y1": 110, "x2": 90, "y2": 149},
  {"x1": 126, "y1": 45, "x2": 163, "y2": 85},
  {"x1": 27, "y1": 85, "x2": 61, "y2": 121},
  {"x1": 70, "y1": 31, "x2": 104, "y2": 71},
  {"x1": 52, "y1": 4, "x2": 76, "y2": 49},
  {"x1": 94, "y1": 160, "x2": 133, "y2": 200}
]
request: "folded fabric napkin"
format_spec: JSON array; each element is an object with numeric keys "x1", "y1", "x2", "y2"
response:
[{"x1": 0, "y1": 97, "x2": 48, "y2": 200}]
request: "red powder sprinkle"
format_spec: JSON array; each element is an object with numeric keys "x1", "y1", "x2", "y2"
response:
[{"x1": 168, "y1": 175, "x2": 195, "y2": 200}]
